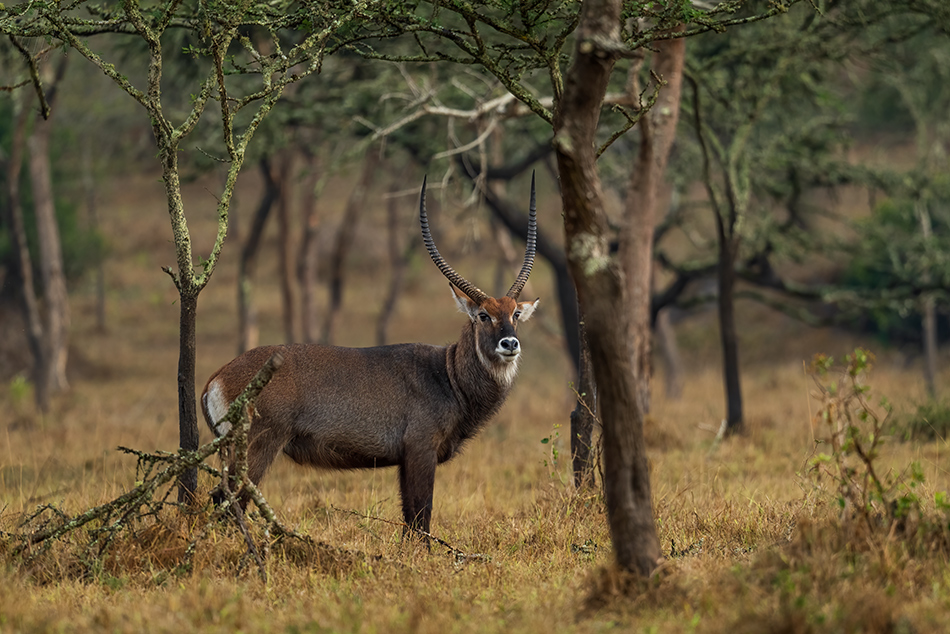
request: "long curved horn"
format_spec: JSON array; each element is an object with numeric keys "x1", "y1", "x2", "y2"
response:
[
  {"x1": 419, "y1": 176, "x2": 490, "y2": 305},
  {"x1": 506, "y1": 171, "x2": 537, "y2": 299}
]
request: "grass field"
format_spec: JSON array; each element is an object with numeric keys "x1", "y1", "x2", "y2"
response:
[{"x1": 2, "y1": 170, "x2": 950, "y2": 633}]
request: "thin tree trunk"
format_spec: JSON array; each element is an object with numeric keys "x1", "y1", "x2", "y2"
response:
[
  {"x1": 177, "y1": 291, "x2": 200, "y2": 500},
  {"x1": 719, "y1": 237, "x2": 743, "y2": 433},
  {"x1": 571, "y1": 317, "x2": 597, "y2": 488},
  {"x1": 82, "y1": 143, "x2": 106, "y2": 332},
  {"x1": 237, "y1": 158, "x2": 279, "y2": 354},
  {"x1": 655, "y1": 308, "x2": 683, "y2": 400},
  {"x1": 6, "y1": 96, "x2": 46, "y2": 405},
  {"x1": 28, "y1": 65, "x2": 71, "y2": 407},
  {"x1": 276, "y1": 152, "x2": 296, "y2": 343},
  {"x1": 554, "y1": 0, "x2": 662, "y2": 577},
  {"x1": 376, "y1": 183, "x2": 415, "y2": 345},
  {"x1": 918, "y1": 201, "x2": 937, "y2": 399},
  {"x1": 297, "y1": 153, "x2": 321, "y2": 344},
  {"x1": 322, "y1": 150, "x2": 380, "y2": 344}
]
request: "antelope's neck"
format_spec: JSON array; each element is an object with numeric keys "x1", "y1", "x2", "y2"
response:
[{"x1": 446, "y1": 326, "x2": 512, "y2": 429}]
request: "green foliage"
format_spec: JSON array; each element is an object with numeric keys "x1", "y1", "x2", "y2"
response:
[
  {"x1": 8, "y1": 372, "x2": 32, "y2": 405},
  {"x1": 891, "y1": 399, "x2": 950, "y2": 441},
  {"x1": 839, "y1": 195, "x2": 950, "y2": 343},
  {"x1": 807, "y1": 348, "x2": 950, "y2": 536}
]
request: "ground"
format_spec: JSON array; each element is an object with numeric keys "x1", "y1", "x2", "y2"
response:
[{"x1": 1, "y1": 169, "x2": 949, "y2": 633}]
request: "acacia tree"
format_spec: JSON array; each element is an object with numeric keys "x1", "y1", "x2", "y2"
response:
[
  {"x1": 1, "y1": 0, "x2": 381, "y2": 500},
  {"x1": 356, "y1": 1, "x2": 795, "y2": 491}
]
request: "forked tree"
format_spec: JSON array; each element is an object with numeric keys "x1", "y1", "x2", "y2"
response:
[{"x1": 1, "y1": 1, "x2": 385, "y2": 500}]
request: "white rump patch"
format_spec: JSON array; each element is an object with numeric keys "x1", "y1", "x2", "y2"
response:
[{"x1": 205, "y1": 379, "x2": 232, "y2": 437}]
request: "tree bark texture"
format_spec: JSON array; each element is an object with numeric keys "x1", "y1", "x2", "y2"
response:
[
  {"x1": 177, "y1": 291, "x2": 200, "y2": 500},
  {"x1": 554, "y1": 0, "x2": 662, "y2": 577},
  {"x1": 622, "y1": 32, "x2": 686, "y2": 415},
  {"x1": 321, "y1": 150, "x2": 380, "y2": 344}
]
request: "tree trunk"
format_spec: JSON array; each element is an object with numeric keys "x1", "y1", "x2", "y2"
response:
[
  {"x1": 321, "y1": 150, "x2": 380, "y2": 344},
  {"x1": 276, "y1": 152, "x2": 296, "y2": 343},
  {"x1": 570, "y1": 317, "x2": 598, "y2": 488},
  {"x1": 719, "y1": 237, "x2": 743, "y2": 433},
  {"x1": 297, "y1": 153, "x2": 321, "y2": 344},
  {"x1": 655, "y1": 308, "x2": 683, "y2": 400},
  {"x1": 376, "y1": 183, "x2": 414, "y2": 345},
  {"x1": 237, "y1": 158, "x2": 279, "y2": 354},
  {"x1": 82, "y1": 142, "x2": 106, "y2": 332},
  {"x1": 622, "y1": 30, "x2": 686, "y2": 415},
  {"x1": 922, "y1": 296, "x2": 937, "y2": 399},
  {"x1": 918, "y1": 201, "x2": 937, "y2": 399},
  {"x1": 6, "y1": 96, "x2": 46, "y2": 407},
  {"x1": 177, "y1": 291, "x2": 200, "y2": 500},
  {"x1": 554, "y1": 0, "x2": 662, "y2": 577},
  {"x1": 28, "y1": 82, "x2": 71, "y2": 408}
]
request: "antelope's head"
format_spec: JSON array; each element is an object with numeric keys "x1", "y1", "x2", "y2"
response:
[{"x1": 420, "y1": 175, "x2": 540, "y2": 385}]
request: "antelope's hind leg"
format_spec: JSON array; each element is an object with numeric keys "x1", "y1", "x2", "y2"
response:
[{"x1": 212, "y1": 418, "x2": 293, "y2": 508}]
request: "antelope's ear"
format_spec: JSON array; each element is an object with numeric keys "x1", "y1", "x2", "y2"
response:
[
  {"x1": 450, "y1": 284, "x2": 480, "y2": 321},
  {"x1": 516, "y1": 298, "x2": 539, "y2": 322}
]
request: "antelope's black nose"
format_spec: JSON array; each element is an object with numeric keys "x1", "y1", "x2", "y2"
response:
[{"x1": 499, "y1": 337, "x2": 520, "y2": 353}]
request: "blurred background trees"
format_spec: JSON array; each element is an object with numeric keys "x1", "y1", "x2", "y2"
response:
[{"x1": 5, "y1": 0, "x2": 950, "y2": 575}]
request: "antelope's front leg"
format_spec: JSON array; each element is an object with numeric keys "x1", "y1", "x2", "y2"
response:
[{"x1": 398, "y1": 448, "x2": 438, "y2": 537}]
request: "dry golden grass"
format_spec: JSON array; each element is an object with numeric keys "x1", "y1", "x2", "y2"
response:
[{"x1": 3, "y1": 170, "x2": 950, "y2": 633}]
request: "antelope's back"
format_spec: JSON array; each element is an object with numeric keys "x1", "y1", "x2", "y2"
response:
[{"x1": 201, "y1": 343, "x2": 456, "y2": 440}]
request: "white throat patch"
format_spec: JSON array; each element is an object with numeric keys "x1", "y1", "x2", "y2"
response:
[{"x1": 476, "y1": 344, "x2": 521, "y2": 387}]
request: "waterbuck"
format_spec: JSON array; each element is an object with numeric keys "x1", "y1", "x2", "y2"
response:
[{"x1": 201, "y1": 177, "x2": 538, "y2": 534}]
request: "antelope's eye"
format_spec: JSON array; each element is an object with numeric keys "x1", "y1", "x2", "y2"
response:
[
  {"x1": 513, "y1": 311, "x2": 522, "y2": 321},
  {"x1": 479, "y1": 313, "x2": 491, "y2": 322}
]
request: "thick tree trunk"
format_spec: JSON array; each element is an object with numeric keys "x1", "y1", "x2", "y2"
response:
[
  {"x1": 28, "y1": 89, "x2": 71, "y2": 408},
  {"x1": 297, "y1": 153, "x2": 321, "y2": 344},
  {"x1": 622, "y1": 31, "x2": 686, "y2": 415},
  {"x1": 321, "y1": 150, "x2": 380, "y2": 344},
  {"x1": 554, "y1": 0, "x2": 662, "y2": 577},
  {"x1": 237, "y1": 158, "x2": 279, "y2": 354}
]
